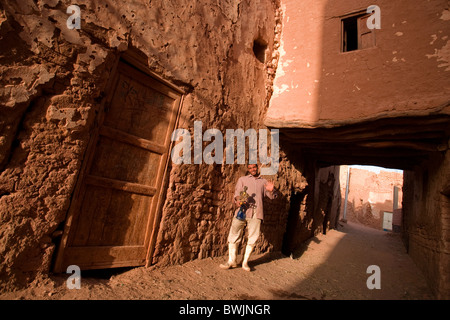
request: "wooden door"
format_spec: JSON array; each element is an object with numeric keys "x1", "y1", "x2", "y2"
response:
[
  {"x1": 383, "y1": 212, "x2": 393, "y2": 231},
  {"x1": 54, "y1": 61, "x2": 182, "y2": 272}
]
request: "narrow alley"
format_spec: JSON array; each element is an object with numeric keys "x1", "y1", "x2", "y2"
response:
[{"x1": 0, "y1": 221, "x2": 433, "y2": 300}]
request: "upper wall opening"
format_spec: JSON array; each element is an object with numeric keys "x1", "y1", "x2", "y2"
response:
[
  {"x1": 253, "y1": 38, "x2": 268, "y2": 63},
  {"x1": 341, "y1": 11, "x2": 376, "y2": 52}
]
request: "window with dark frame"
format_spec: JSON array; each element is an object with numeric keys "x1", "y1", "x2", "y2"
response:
[{"x1": 341, "y1": 12, "x2": 376, "y2": 52}]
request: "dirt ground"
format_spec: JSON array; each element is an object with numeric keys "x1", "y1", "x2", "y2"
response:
[{"x1": 0, "y1": 221, "x2": 434, "y2": 300}]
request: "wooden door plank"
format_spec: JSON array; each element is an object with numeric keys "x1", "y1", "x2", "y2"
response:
[
  {"x1": 144, "y1": 95, "x2": 184, "y2": 266},
  {"x1": 88, "y1": 136, "x2": 162, "y2": 187},
  {"x1": 104, "y1": 72, "x2": 177, "y2": 144},
  {"x1": 69, "y1": 185, "x2": 113, "y2": 247},
  {"x1": 119, "y1": 61, "x2": 182, "y2": 100},
  {"x1": 62, "y1": 245, "x2": 147, "y2": 270},
  {"x1": 85, "y1": 175, "x2": 157, "y2": 196},
  {"x1": 103, "y1": 190, "x2": 153, "y2": 246},
  {"x1": 99, "y1": 125, "x2": 166, "y2": 154},
  {"x1": 124, "y1": 192, "x2": 153, "y2": 245}
]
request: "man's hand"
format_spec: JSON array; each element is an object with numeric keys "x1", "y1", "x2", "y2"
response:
[{"x1": 265, "y1": 180, "x2": 274, "y2": 192}]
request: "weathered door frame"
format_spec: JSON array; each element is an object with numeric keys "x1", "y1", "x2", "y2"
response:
[
  {"x1": 121, "y1": 50, "x2": 186, "y2": 268},
  {"x1": 53, "y1": 50, "x2": 184, "y2": 272}
]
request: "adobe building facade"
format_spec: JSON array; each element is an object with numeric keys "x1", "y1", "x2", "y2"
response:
[
  {"x1": 0, "y1": 0, "x2": 340, "y2": 293},
  {"x1": 0, "y1": 0, "x2": 449, "y2": 299},
  {"x1": 265, "y1": 0, "x2": 450, "y2": 298},
  {"x1": 339, "y1": 166, "x2": 403, "y2": 231}
]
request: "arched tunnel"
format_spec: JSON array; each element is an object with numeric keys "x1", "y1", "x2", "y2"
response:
[
  {"x1": 265, "y1": 0, "x2": 450, "y2": 299},
  {"x1": 271, "y1": 115, "x2": 450, "y2": 298}
]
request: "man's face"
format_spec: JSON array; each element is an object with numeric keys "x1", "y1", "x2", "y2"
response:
[{"x1": 247, "y1": 164, "x2": 258, "y2": 176}]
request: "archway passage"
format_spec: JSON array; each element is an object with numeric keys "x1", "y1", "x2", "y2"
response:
[
  {"x1": 338, "y1": 165, "x2": 403, "y2": 232},
  {"x1": 274, "y1": 114, "x2": 450, "y2": 298},
  {"x1": 277, "y1": 115, "x2": 449, "y2": 170}
]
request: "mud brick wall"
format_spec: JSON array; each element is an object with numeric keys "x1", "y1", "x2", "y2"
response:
[
  {"x1": 402, "y1": 149, "x2": 450, "y2": 299},
  {"x1": 152, "y1": 151, "x2": 303, "y2": 265},
  {"x1": 0, "y1": 0, "x2": 119, "y2": 289},
  {"x1": 277, "y1": 142, "x2": 342, "y2": 256},
  {"x1": 266, "y1": 0, "x2": 450, "y2": 128},
  {"x1": 0, "y1": 0, "x2": 342, "y2": 291},
  {"x1": 339, "y1": 167, "x2": 403, "y2": 230}
]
